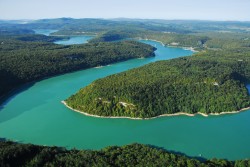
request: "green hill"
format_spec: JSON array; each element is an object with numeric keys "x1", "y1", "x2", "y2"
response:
[{"x1": 65, "y1": 49, "x2": 250, "y2": 118}]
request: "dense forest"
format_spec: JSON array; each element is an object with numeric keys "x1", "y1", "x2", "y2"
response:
[
  {"x1": 10, "y1": 18, "x2": 250, "y2": 34},
  {"x1": 1, "y1": 18, "x2": 250, "y2": 165},
  {"x1": 89, "y1": 30, "x2": 210, "y2": 50},
  {"x1": 1, "y1": 19, "x2": 250, "y2": 50},
  {"x1": 66, "y1": 48, "x2": 250, "y2": 118},
  {"x1": 0, "y1": 141, "x2": 249, "y2": 167},
  {"x1": 1, "y1": 19, "x2": 250, "y2": 116},
  {"x1": 58, "y1": 19, "x2": 250, "y2": 118},
  {"x1": 0, "y1": 34, "x2": 155, "y2": 98},
  {"x1": 2, "y1": 18, "x2": 250, "y2": 37},
  {"x1": 87, "y1": 29, "x2": 250, "y2": 51}
]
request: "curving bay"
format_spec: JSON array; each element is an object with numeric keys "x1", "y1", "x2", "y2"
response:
[{"x1": 0, "y1": 32, "x2": 250, "y2": 160}]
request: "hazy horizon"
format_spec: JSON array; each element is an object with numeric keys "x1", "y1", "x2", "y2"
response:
[
  {"x1": 1, "y1": 17, "x2": 250, "y2": 22},
  {"x1": 0, "y1": 0, "x2": 250, "y2": 21}
]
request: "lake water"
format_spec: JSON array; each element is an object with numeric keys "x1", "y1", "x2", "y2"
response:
[
  {"x1": 33, "y1": 29, "x2": 58, "y2": 36},
  {"x1": 0, "y1": 30, "x2": 249, "y2": 160},
  {"x1": 54, "y1": 36, "x2": 93, "y2": 45},
  {"x1": 33, "y1": 29, "x2": 93, "y2": 45}
]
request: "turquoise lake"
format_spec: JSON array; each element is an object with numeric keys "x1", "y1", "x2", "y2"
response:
[
  {"x1": 33, "y1": 29, "x2": 58, "y2": 36},
  {"x1": 0, "y1": 30, "x2": 249, "y2": 160},
  {"x1": 54, "y1": 36, "x2": 93, "y2": 45}
]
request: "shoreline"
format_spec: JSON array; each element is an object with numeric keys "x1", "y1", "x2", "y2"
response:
[
  {"x1": 0, "y1": 52, "x2": 155, "y2": 106},
  {"x1": 61, "y1": 101, "x2": 250, "y2": 120},
  {"x1": 138, "y1": 37, "x2": 198, "y2": 52},
  {"x1": 167, "y1": 45, "x2": 198, "y2": 52},
  {"x1": 136, "y1": 37, "x2": 165, "y2": 46},
  {"x1": 145, "y1": 39, "x2": 165, "y2": 46}
]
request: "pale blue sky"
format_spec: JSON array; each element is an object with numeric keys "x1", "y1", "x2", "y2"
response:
[{"x1": 0, "y1": 0, "x2": 250, "y2": 21}]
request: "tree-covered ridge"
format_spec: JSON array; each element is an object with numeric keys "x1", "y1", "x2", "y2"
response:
[
  {"x1": 2, "y1": 19, "x2": 249, "y2": 51},
  {"x1": 0, "y1": 27, "x2": 34, "y2": 35},
  {"x1": 66, "y1": 49, "x2": 250, "y2": 118},
  {"x1": 88, "y1": 29, "x2": 150, "y2": 43},
  {"x1": 3, "y1": 18, "x2": 250, "y2": 37},
  {"x1": 88, "y1": 29, "x2": 250, "y2": 51},
  {"x1": 14, "y1": 34, "x2": 67, "y2": 43},
  {"x1": 88, "y1": 30, "x2": 134, "y2": 43},
  {"x1": 0, "y1": 36, "x2": 155, "y2": 98},
  {"x1": 0, "y1": 141, "x2": 249, "y2": 167},
  {"x1": 85, "y1": 29, "x2": 209, "y2": 49},
  {"x1": 24, "y1": 18, "x2": 250, "y2": 34}
]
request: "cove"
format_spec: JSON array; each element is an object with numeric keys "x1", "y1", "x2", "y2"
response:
[
  {"x1": 33, "y1": 29, "x2": 93, "y2": 45},
  {"x1": 54, "y1": 36, "x2": 93, "y2": 45},
  {"x1": 0, "y1": 32, "x2": 250, "y2": 160},
  {"x1": 33, "y1": 29, "x2": 58, "y2": 36}
]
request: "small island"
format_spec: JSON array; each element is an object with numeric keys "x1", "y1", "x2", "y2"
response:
[{"x1": 64, "y1": 49, "x2": 250, "y2": 119}]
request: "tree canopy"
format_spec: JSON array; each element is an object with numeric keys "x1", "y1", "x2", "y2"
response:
[
  {"x1": 0, "y1": 35, "x2": 155, "y2": 98},
  {"x1": 1, "y1": 141, "x2": 249, "y2": 167},
  {"x1": 66, "y1": 49, "x2": 250, "y2": 118}
]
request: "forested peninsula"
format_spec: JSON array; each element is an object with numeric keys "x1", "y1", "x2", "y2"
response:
[
  {"x1": 54, "y1": 19, "x2": 250, "y2": 119},
  {"x1": 65, "y1": 48, "x2": 250, "y2": 118},
  {"x1": 0, "y1": 34, "x2": 155, "y2": 99},
  {"x1": 1, "y1": 18, "x2": 250, "y2": 165},
  {"x1": 1, "y1": 141, "x2": 249, "y2": 167}
]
